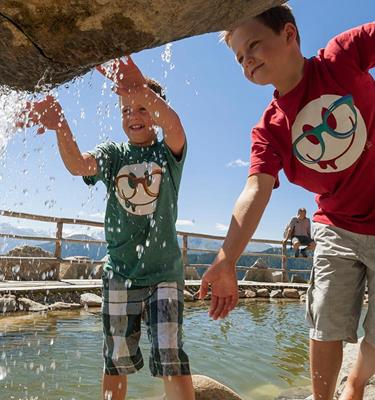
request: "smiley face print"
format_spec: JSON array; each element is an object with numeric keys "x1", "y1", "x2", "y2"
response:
[
  {"x1": 115, "y1": 161, "x2": 162, "y2": 215},
  {"x1": 291, "y1": 94, "x2": 367, "y2": 172}
]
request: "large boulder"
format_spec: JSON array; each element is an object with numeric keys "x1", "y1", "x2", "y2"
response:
[
  {"x1": 0, "y1": 0, "x2": 285, "y2": 91},
  {"x1": 80, "y1": 292, "x2": 102, "y2": 307},
  {"x1": 192, "y1": 375, "x2": 242, "y2": 400},
  {"x1": 0, "y1": 294, "x2": 17, "y2": 313},
  {"x1": 185, "y1": 266, "x2": 201, "y2": 280},
  {"x1": 243, "y1": 259, "x2": 273, "y2": 282},
  {"x1": 59, "y1": 256, "x2": 97, "y2": 279}
]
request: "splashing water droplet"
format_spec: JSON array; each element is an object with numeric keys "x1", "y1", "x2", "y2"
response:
[
  {"x1": 11, "y1": 263, "x2": 20, "y2": 272},
  {"x1": 136, "y1": 244, "x2": 144, "y2": 259},
  {"x1": 0, "y1": 366, "x2": 7, "y2": 380},
  {"x1": 161, "y1": 43, "x2": 173, "y2": 64},
  {"x1": 0, "y1": 88, "x2": 28, "y2": 156}
]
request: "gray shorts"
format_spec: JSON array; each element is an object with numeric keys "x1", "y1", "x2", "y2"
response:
[
  {"x1": 102, "y1": 274, "x2": 190, "y2": 377},
  {"x1": 306, "y1": 223, "x2": 375, "y2": 347},
  {"x1": 292, "y1": 235, "x2": 314, "y2": 246}
]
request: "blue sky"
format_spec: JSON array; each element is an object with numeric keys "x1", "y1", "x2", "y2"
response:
[{"x1": 0, "y1": 0, "x2": 373, "y2": 240}]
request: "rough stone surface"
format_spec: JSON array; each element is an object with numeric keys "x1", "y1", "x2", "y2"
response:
[
  {"x1": 243, "y1": 261, "x2": 274, "y2": 282},
  {"x1": 291, "y1": 274, "x2": 308, "y2": 284},
  {"x1": 192, "y1": 374, "x2": 242, "y2": 400},
  {"x1": 89, "y1": 264, "x2": 104, "y2": 279},
  {"x1": 6, "y1": 246, "x2": 53, "y2": 258},
  {"x1": 272, "y1": 271, "x2": 284, "y2": 283},
  {"x1": 1, "y1": 246, "x2": 59, "y2": 280},
  {"x1": 59, "y1": 257, "x2": 97, "y2": 279},
  {"x1": 80, "y1": 292, "x2": 102, "y2": 306},
  {"x1": 185, "y1": 266, "x2": 201, "y2": 280},
  {"x1": 48, "y1": 301, "x2": 82, "y2": 310},
  {"x1": 0, "y1": 0, "x2": 285, "y2": 90},
  {"x1": 244, "y1": 289, "x2": 256, "y2": 298},
  {"x1": 184, "y1": 290, "x2": 195, "y2": 302},
  {"x1": 0, "y1": 295, "x2": 17, "y2": 312},
  {"x1": 256, "y1": 288, "x2": 270, "y2": 298},
  {"x1": 283, "y1": 288, "x2": 300, "y2": 299},
  {"x1": 17, "y1": 297, "x2": 48, "y2": 312},
  {"x1": 270, "y1": 289, "x2": 283, "y2": 299}
]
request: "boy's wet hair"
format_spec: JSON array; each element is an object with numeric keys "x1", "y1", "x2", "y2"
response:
[
  {"x1": 221, "y1": 4, "x2": 300, "y2": 48},
  {"x1": 119, "y1": 77, "x2": 166, "y2": 108},
  {"x1": 146, "y1": 77, "x2": 167, "y2": 101}
]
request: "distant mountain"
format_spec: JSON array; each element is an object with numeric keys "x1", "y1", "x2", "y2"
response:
[
  {"x1": 37, "y1": 234, "x2": 107, "y2": 260},
  {"x1": 179, "y1": 235, "x2": 271, "y2": 253},
  {"x1": 2, "y1": 222, "x2": 292, "y2": 266},
  {"x1": 0, "y1": 222, "x2": 47, "y2": 254}
]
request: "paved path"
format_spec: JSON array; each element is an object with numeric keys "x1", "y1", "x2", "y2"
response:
[{"x1": 0, "y1": 279, "x2": 308, "y2": 293}]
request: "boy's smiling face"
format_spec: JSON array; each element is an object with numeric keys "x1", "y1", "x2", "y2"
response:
[
  {"x1": 230, "y1": 18, "x2": 297, "y2": 88},
  {"x1": 121, "y1": 99, "x2": 156, "y2": 146}
]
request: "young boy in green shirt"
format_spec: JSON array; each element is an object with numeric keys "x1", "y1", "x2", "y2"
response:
[{"x1": 18, "y1": 56, "x2": 195, "y2": 400}]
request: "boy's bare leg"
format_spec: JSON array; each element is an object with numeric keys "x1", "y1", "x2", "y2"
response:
[
  {"x1": 339, "y1": 339, "x2": 375, "y2": 400},
  {"x1": 163, "y1": 375, "x2": 195, "y2": 400},
  {"x1": 103, "y1": 374, "x2": 128, "y2": 400},
  {"x1": 310, "y1": 339, "x2": 343, "y2": 400}
]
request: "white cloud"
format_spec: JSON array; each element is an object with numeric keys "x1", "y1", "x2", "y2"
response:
[
  {"x1": 176, "y1": 219, "x2": 195, "y2": 226},
  {"x1": 215, "y1": 223, "x2": 229, "y2": 232},
  {"x1": 226, "y1": 159, "x2": 249, "y2": 167}
]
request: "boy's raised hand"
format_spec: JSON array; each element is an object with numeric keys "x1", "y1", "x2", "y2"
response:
[
  {"x1": 96, "y1": 55, "x2": 146, "y2": 92},
  {"x1": 17, "y1": 95, "x2": 65, "y2": 135}
]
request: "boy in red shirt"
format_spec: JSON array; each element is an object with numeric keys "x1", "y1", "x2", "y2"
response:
[{"x1": 200, "y1": 4, "x2": 375, "y2": 400}]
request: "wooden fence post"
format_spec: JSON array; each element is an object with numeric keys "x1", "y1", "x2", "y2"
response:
[
  {"x1": 182, "y1": 234, "x2": 188, "y2": 267},
  {"x1": 281, "y1": 241, "x2": 289, "y2": 282},
  {"x1": 54, "y1": 221, "x2": 63, "y2": 259}
]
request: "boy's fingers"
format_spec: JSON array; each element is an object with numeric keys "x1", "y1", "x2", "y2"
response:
[
  {"x1": 220, "y1": 297, "x2": 233, "y2": 319},
  {"x1": 96, "y1": 64, "x2": 114, "y2": 80},
  {"x1": 211, "y1": 297, "x2": 225, "y2": 320},
  {"x1": 199, "y1": 277, "x2": 209, "y2": 300},
  {"x1": 229, "y1": 294, "x2": 238, "y2": 311},
  {"x1": 124, "y1": 55, "x2": 135, "y2": 68},
  {"x1": 37, "y1": 126, "x2": 46, "y2": 135},
  {"x1": 209, "y1": 295, "x2": 218, "y2": 317}
]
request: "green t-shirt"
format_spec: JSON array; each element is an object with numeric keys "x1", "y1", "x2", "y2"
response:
[{"x1": 83, "y1": 139, "x2": 186, "y2": 285}]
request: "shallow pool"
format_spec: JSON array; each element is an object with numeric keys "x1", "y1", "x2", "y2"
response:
[{"x1": 1, "y1": 301, "x2": 316, "y2": 399}]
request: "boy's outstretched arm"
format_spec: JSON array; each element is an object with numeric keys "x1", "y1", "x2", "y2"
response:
[
  {"x1": 97, "y1": 56, "x2": 185, "y2": 157},
  {"x1": 199, "y1": 173, "x2": 275, "y2": 320},
  {"x1": 17, "y1": 95, "x2": 97, "y2": 177}
]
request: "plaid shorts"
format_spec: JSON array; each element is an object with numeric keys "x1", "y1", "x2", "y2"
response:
[{"x1": 102, "y1": 273, "x2": 191, "y2": 376}]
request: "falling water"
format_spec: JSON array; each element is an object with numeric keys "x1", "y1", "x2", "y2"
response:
[{"x1": 0, "y1": 87, "x2": 28, "y2": 157}]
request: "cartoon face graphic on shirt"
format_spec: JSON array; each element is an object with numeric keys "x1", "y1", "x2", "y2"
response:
[
  {"x1": 291, "y1": 94, "x2": 367, "y2": 173},
  {"x1": 115, "y1": 162, "x2": 162, "y2": 215}
]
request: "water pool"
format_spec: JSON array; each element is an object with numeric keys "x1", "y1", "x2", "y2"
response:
[{"x1": 1, "y1": 301, "x2": 314, "y2": 399}]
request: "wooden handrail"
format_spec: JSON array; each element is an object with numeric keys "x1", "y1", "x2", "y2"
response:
[{"x1": 0, "y1": 210, "x2": 312, "y2": 282}]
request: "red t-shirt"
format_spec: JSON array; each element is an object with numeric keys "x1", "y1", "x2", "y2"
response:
[{"x1": 250, "y1": 23, "x2": 375, "y2": 234}]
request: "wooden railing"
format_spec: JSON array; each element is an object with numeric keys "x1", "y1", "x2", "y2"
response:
[{"x1": 0, "y1": 210, "x2": 312, "y2": 281}]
